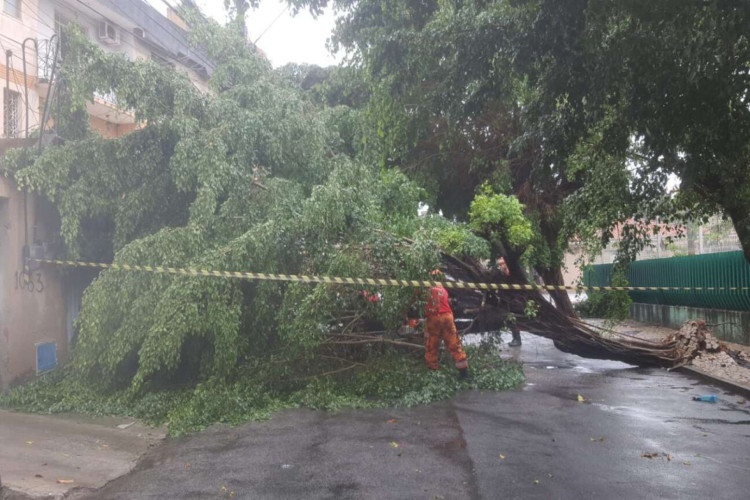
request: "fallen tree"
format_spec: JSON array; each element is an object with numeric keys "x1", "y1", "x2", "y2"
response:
[
  {"x1": 316, "y1": 247, "x2": 710, "y2": 369},
  {"x1": 442, "y1": 254, "x2": 689, "y2": 368},
  {"x1": 2, "y1": 16, "x2": 738, "y2": 436}
]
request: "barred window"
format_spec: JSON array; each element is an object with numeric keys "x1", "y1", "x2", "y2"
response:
[
  {"x1": 3, "y1": 89, "x2": 21, "y2": 138},
  {"x1": 3, "y1": 0, "x2": 20, "y2": 18}
]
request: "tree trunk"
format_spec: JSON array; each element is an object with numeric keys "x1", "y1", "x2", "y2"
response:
[
  {"x1": 440, "y1": 253, "x2": 684, "y2": 367},
  {"x1": 338, "y1": 252, "x2": 722, "y2": 368},
  {"x1": 728, "y1": 208, "x2": 750, "y2": 263}
]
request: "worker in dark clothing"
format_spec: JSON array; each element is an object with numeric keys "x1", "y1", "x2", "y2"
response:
[
  {"x1": 498, "y1": 257, "x2": 522, "y2": 347},
  {"x1": 423, "y1": 270, "x2": 469, "y2": 379}
]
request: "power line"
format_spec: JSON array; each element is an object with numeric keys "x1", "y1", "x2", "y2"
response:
[
  {"x1": 18, "y1": 0, "x2": 187, "y2": 72},
  {"x1": 0, "y1": 36, "x2": 40, "y2": 138},
  {"x1": 253, "y1": 4, "x2": 289, "y2": 44},
  {"x1": 0, "y1": 34, "x2": 33, "y2": 65},
  {"x1": 17, "y1": 0, "x2": 58, "y2": 34},
  {"x1": 130, "y1": 0, "x2": 204, "y2": 56},
  {"x1": 73, "y1": 0, "x2": 203, "y2": 71}
]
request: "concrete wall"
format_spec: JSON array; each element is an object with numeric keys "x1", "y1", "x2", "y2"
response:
[
  {"x1": 0, "y1": 141, "x2": 69, "y2": 389},
  {"x1": 631, "y1": 302, "x2": 750, "y2": 346},
  {"x1": 562, "y1": 244, "x2": 584, "y2": 286},
  {"x1": 89, "y1": 115, "x2": 138, "y2": 138}
]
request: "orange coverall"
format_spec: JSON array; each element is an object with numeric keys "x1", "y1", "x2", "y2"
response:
[{"x1": 424, "y1": 285, "x2": 468, "y2": 371}]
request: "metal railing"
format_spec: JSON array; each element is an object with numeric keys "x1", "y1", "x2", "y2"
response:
[
  {"x1": 93, "y1": 90, "x2": 119, "y2": 106},
  {"x1": 36, "y1": 37, "x2": 59, "y2": 82}
]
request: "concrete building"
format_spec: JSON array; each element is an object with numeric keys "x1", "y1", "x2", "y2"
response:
[{"x1": 1, "y1": 0, "x2": 214, "y2": 389}]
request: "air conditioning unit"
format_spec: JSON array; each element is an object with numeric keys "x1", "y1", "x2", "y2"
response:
[
  {"x1": 98, "y1": 21, "x2": 121, "y2": 46},
  {"x1": 133, "y1": 27, "x2": 146, "y2": 39}
]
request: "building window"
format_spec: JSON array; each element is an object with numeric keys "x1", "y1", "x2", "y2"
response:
[
  {"x1": 3, "y1": 0, "x2": 20, "y2": 18},
  {"x1": 3, "y1": 89, "x2": 21, "y2": 138}
]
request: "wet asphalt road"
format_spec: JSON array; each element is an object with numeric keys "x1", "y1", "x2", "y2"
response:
[{"x1": 78, "y1": 335, "x2": 750, "y2": 500}]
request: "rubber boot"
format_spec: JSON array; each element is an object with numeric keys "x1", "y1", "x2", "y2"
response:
[
  {"x1": 508, "y1": 330, "x2": 522, "y2": 347},
  {"x1": 458, "y1": 367, "x2": 470, "y2": 380}
]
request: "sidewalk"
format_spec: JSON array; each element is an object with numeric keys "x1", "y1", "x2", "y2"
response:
[
  {"x1": 584, "y1": 318, "x2": 750, "y2": 389},
  {"x1": 0, "y1": 410, "x2": 164, "y2": 499}
]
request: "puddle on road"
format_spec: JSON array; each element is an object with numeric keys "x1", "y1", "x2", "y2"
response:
[{"x1": 523, "y1": 361, "x2": 576, "y2": 370}]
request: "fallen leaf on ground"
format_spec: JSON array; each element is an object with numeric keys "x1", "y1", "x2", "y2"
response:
[
  {"x1": 737, "y1": 399, "x2": 746, "y2": 405},
  {"x1": 221, "y1": 486, "x2": 228, "y2": 492},
  {"x1": 641, "y1": 452, "x2": 672, "y2": 461},
  {"x1": 56, "y1": 479, "x2": 74, "y2": 485},
  {"x1": 229, "y1": 492, "x2": 235, "y2": 498},
  {"x1": 499, "y1": 455, "x2": 506, "y2": 460},
  {"x1": 683, "y1": 462, "x2": 691, "y2": 466},
  {"x1": 577, "y1": 395, "x2": 585, "y2": 402},
  {"x1": 534, "y1": 479, "x2": 540, "y2": 485},
  {"x1": 390, "y1": 442, "x2": 399, "y2": 448},
  {"x1": 25, "y1": 441, "x2": 33, "y2": 445},
  {"x1": 590, "y1": 436, "x2": 605, "y2": 442},
  {"x1": 387, "y1": 419, "x2": 397, "y2": 424},
  {"x1": 185, "y1": 463, "x2": 191, "y2": 469}
]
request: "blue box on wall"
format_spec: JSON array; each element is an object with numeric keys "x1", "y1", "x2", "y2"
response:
[{"x1": 36, "y1": 342, "x2": 57, "y2": 373}]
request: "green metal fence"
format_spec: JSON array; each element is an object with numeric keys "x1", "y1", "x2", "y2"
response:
[{"x1": 584, "y1": 251, "x2": 750, "y2": 311}]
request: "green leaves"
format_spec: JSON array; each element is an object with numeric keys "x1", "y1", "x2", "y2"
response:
[
  {"x1": 469, "y1": 184, "x2": 534, "y2": 251},
  {"x1": 0, "y1": 5, "x2": 537, "y2": 434}
]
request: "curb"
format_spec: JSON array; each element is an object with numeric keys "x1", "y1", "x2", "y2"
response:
[{"x1": 676, "y1": 366, "x2": 750, "y2": 399}]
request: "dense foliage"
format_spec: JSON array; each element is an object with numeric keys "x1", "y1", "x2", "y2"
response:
[
  {"x1": 289, "y1": 0, "x2": 750, "y2": 316},
  {"x1": 1, "y1": 348, "x2": 523, "y2": 435},
  {"x1": 0, "y1": 19, "x2": 525, "y2": 432}
]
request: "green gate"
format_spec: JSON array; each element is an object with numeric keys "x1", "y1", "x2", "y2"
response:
[{"x1": 584, "y1": 251, "x2": 750, "y2": 311}]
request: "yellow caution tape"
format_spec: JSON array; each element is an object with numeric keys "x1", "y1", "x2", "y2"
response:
[{"x1": 28, "y1": 259, "x2": 750, "y2": 293}]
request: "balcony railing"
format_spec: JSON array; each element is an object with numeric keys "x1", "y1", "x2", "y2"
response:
[
  {"x1": 36, "y1": 38, "x2": 59, "y2": 82},
  {"x1": 93, "y1": 90, "x2": 119, "y2": 107}
]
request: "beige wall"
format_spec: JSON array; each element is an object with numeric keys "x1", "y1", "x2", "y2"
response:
[
  {"x1": 0, "y1": 147, "x2": 68, "y2": 389},
  {"x1": 1, "y1": 1, "x2": 211, "y2": 388},
  {"x1": 89, "y1": 115, "x2": 138, "y2": 139},
  {"x1": 562, "y1": 244, "x2": 585, "y2": 287}
]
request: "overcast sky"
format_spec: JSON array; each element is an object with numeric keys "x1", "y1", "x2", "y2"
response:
[{"x1": 146, "y1": 0, "x2": 341, "y2": 68}]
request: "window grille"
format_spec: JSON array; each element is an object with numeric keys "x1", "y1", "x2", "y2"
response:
[{"x1": 3, "y1": 89, "x2": 21, "y2": 138}]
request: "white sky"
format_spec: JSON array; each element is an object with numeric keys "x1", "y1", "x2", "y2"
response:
[{"x1": 146, "y1": 0, "x2": 340, "y2": 68}]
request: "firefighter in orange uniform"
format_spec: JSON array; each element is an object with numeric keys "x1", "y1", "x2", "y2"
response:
[{"x1": 424, "y1": 270, "x2": 469, "y2": 379}]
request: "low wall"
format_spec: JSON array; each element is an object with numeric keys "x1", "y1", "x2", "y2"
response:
[{"x1": 631, "y1": 303, "x2": 750, "y2": 345}]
